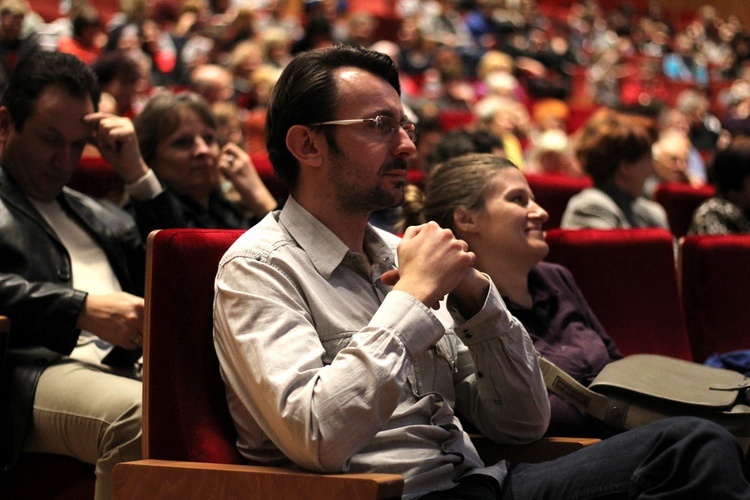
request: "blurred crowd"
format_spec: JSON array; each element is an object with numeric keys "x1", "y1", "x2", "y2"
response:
[{"x1": 7, "y1": 0, "x2": 750, "y2": 210}]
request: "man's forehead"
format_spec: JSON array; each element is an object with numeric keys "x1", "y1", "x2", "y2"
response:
[
  {"x1": 333, "y1": 67, "x2": 400, "y2": 110},
  {"x1": 22, "y1": 87, "x2": 94, "y2": 137}
]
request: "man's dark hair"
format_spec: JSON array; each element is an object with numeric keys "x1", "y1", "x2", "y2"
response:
[
  {"x1": 266, "y1": 43, "x2": 400, "y2": 190},
  {"x1": 2, "y1": 51, "x2": 100, "y2": 130}
]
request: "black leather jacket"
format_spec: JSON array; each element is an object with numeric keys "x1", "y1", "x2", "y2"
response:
[
  {"x1": 0, "y1": 169, "x2": 145, "y2": 353},
  {"x1": 0, "y1": 167, "x2": 145, "y2": 467}
]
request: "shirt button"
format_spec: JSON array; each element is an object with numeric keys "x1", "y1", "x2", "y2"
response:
[{"x1": 477, "y1": 372, "x2": 484, "y2": 378}]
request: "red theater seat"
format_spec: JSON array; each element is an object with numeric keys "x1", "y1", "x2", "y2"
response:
[
  {"x1": 113, "y1": 229, "x2": 403, "y2": 499},
  {"x1": 653, "y1": 183, "x2": 715, "y2": 238},
  {"x1": 545, "y1": 228, "x2": 693, "y2": 360},
  {"x1": 525, "y1": 174, "x2": 593, "y2": 230},
  {"x1": 679, "y1": 235, "x2": 750, "y2": 363},
  {"x1": 67, "y1": 155, "x2": 125, "y2": 203}
]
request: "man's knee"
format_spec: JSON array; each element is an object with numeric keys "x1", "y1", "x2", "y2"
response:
[{"x1": 650, "y1": 416, "x2": 741, "y2": 454}]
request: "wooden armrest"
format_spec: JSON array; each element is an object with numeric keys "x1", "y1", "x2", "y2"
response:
[
  {"x1": 113, "y1": 459, "x2": 403, "y2": 500},
  {"x1": 471, "y1": 436, "x2": 601, "y2": 465}
]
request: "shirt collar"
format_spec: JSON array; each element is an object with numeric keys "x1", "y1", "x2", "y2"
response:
[{"x1": 279, "y1": 196, "x2": 395, "y2": 279}]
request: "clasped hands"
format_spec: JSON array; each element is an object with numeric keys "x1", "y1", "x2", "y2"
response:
[{"x1": 382, "y1": 222, "x2": 490, "y2": 316}]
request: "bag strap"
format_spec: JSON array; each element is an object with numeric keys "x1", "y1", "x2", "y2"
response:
[{"x1": 538, "y1": 355, "x2": 631, "y2": 429}]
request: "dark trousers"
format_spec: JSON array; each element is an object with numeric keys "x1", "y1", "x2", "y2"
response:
[{"x1": 421, "y1": 416, "x2": 750, "y2": 499}]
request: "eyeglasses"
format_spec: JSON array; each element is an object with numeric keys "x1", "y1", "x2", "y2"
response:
[{"x1": 309, "y1": 115, "x2": 417, "y2": 142}]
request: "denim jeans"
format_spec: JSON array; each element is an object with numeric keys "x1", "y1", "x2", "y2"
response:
[
  {"x1": 419, "y1": 416, "x2": 749, "y2": 499},
  {"x1": 502, "y1": 416, "x2": 749, "y2": 499}
]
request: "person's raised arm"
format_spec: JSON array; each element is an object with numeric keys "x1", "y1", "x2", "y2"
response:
[
  {"x1": 218, "y1": 142, "x2": 277, "y2": 217},
  {"x1": 85, "y1": 112, "x2": 151, "y2": 185}
]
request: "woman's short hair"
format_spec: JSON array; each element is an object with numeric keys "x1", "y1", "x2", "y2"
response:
[
  {"x1": 135, "y1": 91, "x2": 216, "y2": 166},
  {"x1": 574, "y1": 108, "x2": 658, "y2": 184}
]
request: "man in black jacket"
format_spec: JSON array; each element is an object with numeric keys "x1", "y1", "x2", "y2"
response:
[{"x1": 0, "y1": 51, "x2": 146, "y2": 500}]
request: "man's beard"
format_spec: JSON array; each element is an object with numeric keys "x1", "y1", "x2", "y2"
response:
[{"x1": 329, "y1": 156, "x2": 407, "y2": 215}]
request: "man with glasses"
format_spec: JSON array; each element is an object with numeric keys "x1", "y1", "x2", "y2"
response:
[{"x1": 213, "y1": 44, "x2": 750, "y2": 499}]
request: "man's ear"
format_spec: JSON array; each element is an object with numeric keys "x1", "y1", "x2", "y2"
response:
[
  {"x1": 286, "y1": 124, "x2": 323, "y2": 167},
  {"x1": 453, "y1": 207, "x2": 480, "y2": 234}
]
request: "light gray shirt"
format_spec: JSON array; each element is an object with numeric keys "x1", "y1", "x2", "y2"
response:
[
  {"x1": 562, "y1": 186, "x2": 669, "y2": 230},
  {"x1": 213, "y1": 196, "x2": 549, "y2": 498}
]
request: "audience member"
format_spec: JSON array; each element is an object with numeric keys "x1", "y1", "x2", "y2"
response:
[
  {"x1": 189, "y1": 62, "x2": 234, "y2": 105},
  {"x1": 104, "y1": 0, "x2": 148, "y2": 53},
  {"x1": 530, "y1": 98, "x2": 570, "y2": 134},
  {"x1": 658, "y1": 106, "x2": 708, "y2": 184},
  {"x1": 0, "y1": 51, "x2": 143, "y2": 500},
  {"x1": 290, "y1": 14, "x2": 335, "y2": 55},
  {"x1": 0, "y1": 0, "x2": 39, "y2": 93},
  {"x1": 473, "y1": 95, "x2": 527, "y2": 169},
  {"x1": 212, "y1": 99, "x2": 244, "y2": 147},
  {"x1": 525, "y1": 128, "x2": 583, "y2": 178},
  {"x1": 226, "y1": 40, "x2": 264, "y2": 109},
  {"x1": 212, "y1": 43, "x2": 750, "y2": 500},
  {"x1": 645, "y1": 129, "x2": 703, "y2": 197},
  {"x1": 242, "y1": 63, "x2": 282, "y2": 156},
  {"x1": 425, "y1": 127, "x2": 505, "y2": 173},
  {"x1": 722, "y1": 79, "x2": 750, "y2": 138},
  {"x1": 91, "y1": 50, "x2": 142, "y2": 118},
  {"x1": 690, "y1": 135, "x2": 750, "y2": 235},
  {"x1": 587, "y1": 46, "x2": 624, "y2": 109},
  {"x1": 56, "y1": 2, "x2": 104, "y2": 65},
  {"x1": 412, "y1": 0, "x2": 480, "y2": 76},
  {"x1": 676, "y1": 87, "x2": 723, "y2": 160},
  {"x1": 400, "y1": 153, "x2": 620, "y2": 437},
  {"x1": 129, "y1": 91, "x2": 277, "y2": 239},
  {"x1": 662, "y1": 31, "x2": 708, "y2": 85},
  {"x1": 561, "y1": 108, "x2": 669, "y2": 229},
  {"x1": 260, "y1": 26, "x2": 293, "y2": 69}
]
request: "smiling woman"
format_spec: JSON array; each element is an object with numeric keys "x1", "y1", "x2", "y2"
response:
[{"x1": 400, "y1": 153, "x2": 623, "y2": 438}]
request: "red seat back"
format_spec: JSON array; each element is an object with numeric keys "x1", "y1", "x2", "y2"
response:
[
  {"x1": 67, "y1": 155, "x2": 125, "y2": 201},
  {"x1": 680, "y1": 235, "x2": 750, "y2": 362},
  {"x1": 525, "y1": 174, "x2": 593, "y2": 230},
  {"x1": 653, "y1": 182, "x2": 715, "y2": 238},
  {"x1": 545, "y1": 228, "x2": 693, "y2": 360},
  {"x1": 143, "y1": 229, "x2": 246, "y2": 463}
]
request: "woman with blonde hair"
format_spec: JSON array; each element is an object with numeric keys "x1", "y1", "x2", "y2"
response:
[{"x1": 401, "y1": 153, "x2": 621, "y2": 436}]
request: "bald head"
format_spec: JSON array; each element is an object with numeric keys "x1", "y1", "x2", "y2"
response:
[{"x1": 190, "y1": 64, "x2": 234, "y2": 104}]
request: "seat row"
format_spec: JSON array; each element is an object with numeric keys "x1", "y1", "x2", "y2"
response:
[
  {"x1": 4, "y1": 227, "x2": 745, "y2": 497},
  {"x1": 545, "y1": 228, "x2": 750, "y2": 364}
]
